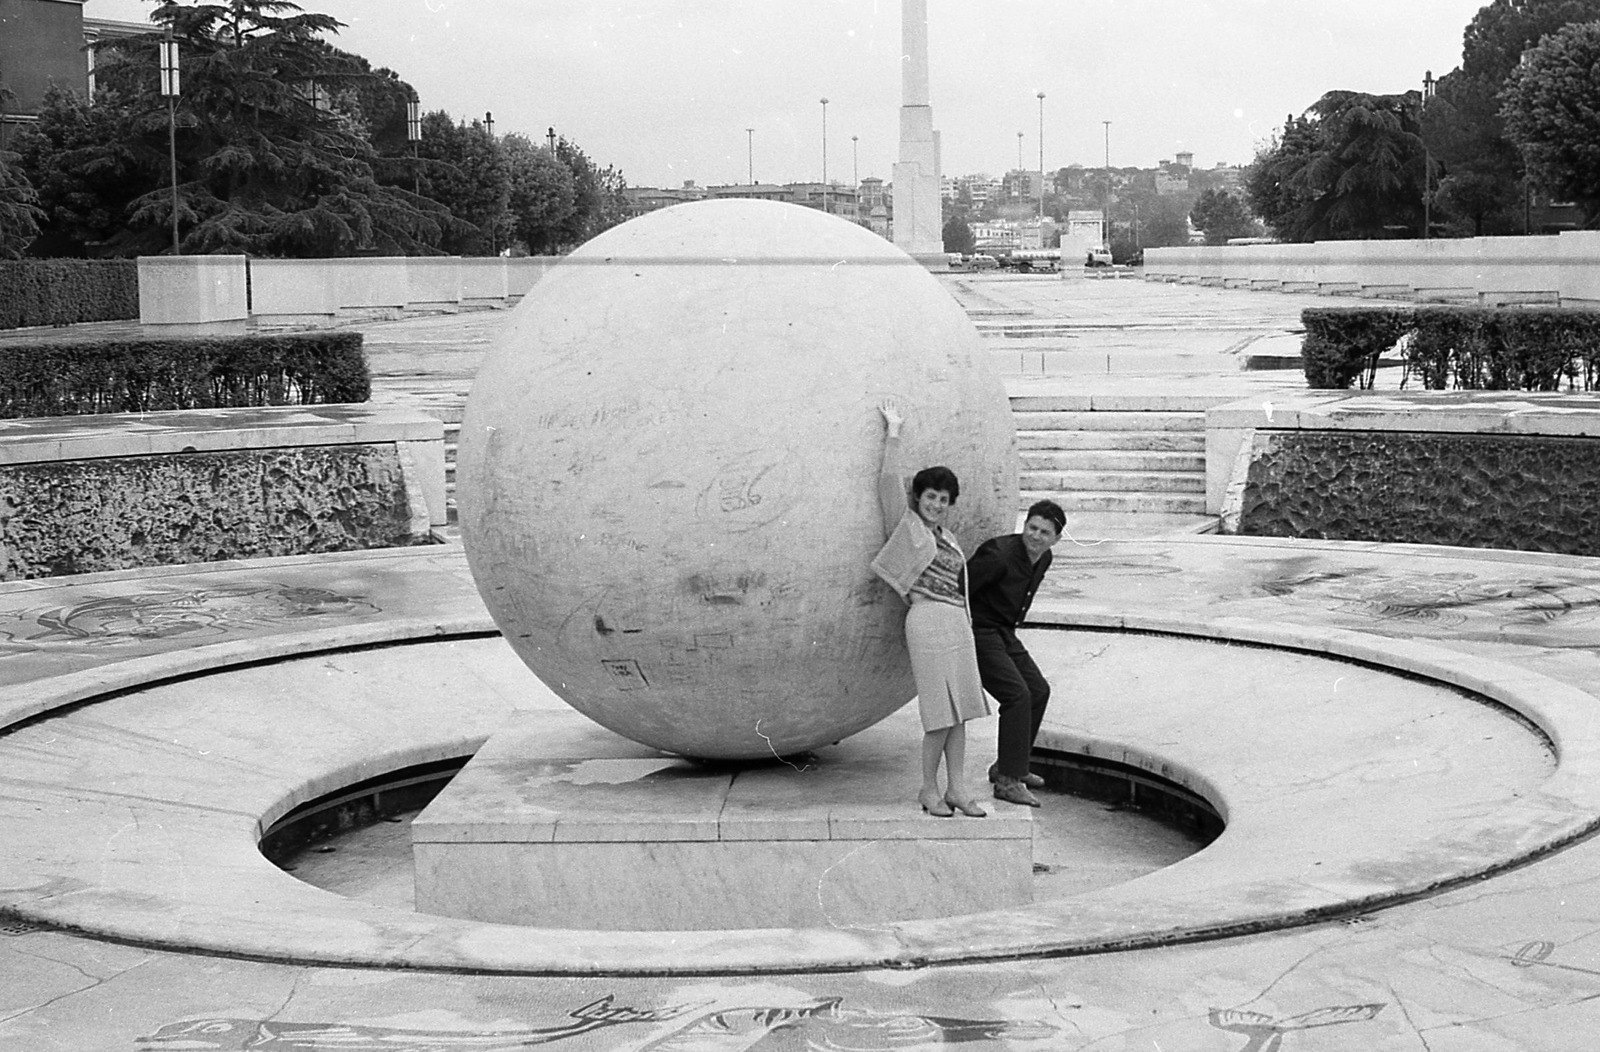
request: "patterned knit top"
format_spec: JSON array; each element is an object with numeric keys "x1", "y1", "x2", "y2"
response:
[{"x1": 909, "y1": 529, "x2": 965, "y2": 606}]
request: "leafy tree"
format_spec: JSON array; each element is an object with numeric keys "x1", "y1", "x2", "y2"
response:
[
  {"x1": 0, "y1": 82, "x2": 43, "y2": 258},
  {"x1": 1461, "y1": 0, "x2": 1600, "y2": 84},
  {"x1": 1189, "y1": 188, "x2": 1255, "y2": 244},
  {"x1": 941, "y1": 214, "x2": 975, "y2": 255},
  {"x1": 1501, "y1": 19, "x2": 1600, "y2": 225},
  {"x1": 1244, "y1": 94, "x2": 1426, "y2": 241},
  {"x1": 12, "y1": 85, "x2": 146, "y2": 256},
  {"x1": 1135, "y1": 194, "x2": 1192, "y2": 248},
  {"x1": 81, "y1": 0, "x2": 453, "y2": 256},
  {"x1": 1427, "y1": 0, "x2": 1600, "y2": 234},
  {"x1": 412, "y1": 110, "x2": 509, "y2": 255},
  {"x1": 1422, "y1": 74, "x2": 1525, "y2": 234},
  {"x1": 552, "y1": 136, "x2": 627, "y2": 247},
  {"x1": 1243, "y1": 115, "x2": 1323, "y2": 240},
  {"x1": 500, "y1": 133, "x2": 577, "y2": 255}
]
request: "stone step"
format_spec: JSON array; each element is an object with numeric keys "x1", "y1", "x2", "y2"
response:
[
  {"x1": 1019, "y1": 470, "x2": 1205, "y2": 494},
  {"x1": 1022, "y1": 489, "x2": 1208, "y2": 514},
  {"x1": 1010, "y1": 393, "x2": 1237, "y2": 413},
  {"x1": 1012, "y1": 410, "x2": 1206, "y2": 432},
  {"x1": 975, "y1": 321, "x2": 1076, "y2": 337},
  {"x1": 1016, "y1": 428, "x2": 1205, "y2": 452},
  {"x1": 1020, "y1": 449, "x2": 1205, "y2": 473}
]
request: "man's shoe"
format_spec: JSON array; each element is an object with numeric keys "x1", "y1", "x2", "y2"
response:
[
  {"x1": 992, "y1": 775, "x2": 1041, "y2": 808},
  {"x1": 989, "y1": 763, "x2": 1046, "y2": 790}
]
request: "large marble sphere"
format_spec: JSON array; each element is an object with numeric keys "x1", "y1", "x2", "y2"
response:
[{"x1": 457, "y1": 199, "x2": 1018, "y2": 759}]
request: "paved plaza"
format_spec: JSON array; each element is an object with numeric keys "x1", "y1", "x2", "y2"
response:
[{"x1": 9, "y1": 275, "x2": 1600, "y2": 1050}]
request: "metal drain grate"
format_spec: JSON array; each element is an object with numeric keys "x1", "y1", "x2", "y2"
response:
[{"x1": 0, "y1": 919, "x2": 41, "y2": 936}]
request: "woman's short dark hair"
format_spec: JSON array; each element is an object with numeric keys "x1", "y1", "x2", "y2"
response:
[{"x1": 911, "y1": 466, "x2": 960, "y2": 504}]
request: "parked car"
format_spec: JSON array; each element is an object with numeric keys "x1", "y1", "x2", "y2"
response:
[
  {"x1": 946, "y1": 253, "x2": 967, "y2": 270},
  {"x1": 968, "y1": 254, "x2": 1000, "y2": 270},
  {"x1": 1084, "y1": 247, "x2": 1113, "y2": 268}
]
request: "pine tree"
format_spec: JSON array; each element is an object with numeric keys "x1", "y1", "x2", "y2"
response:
[
  {"x1": 0, "y1": 81, "x2": 44, "y2": 259},
  {"x1": 89, "y1": 0, "x2": 453, "y2": 256}
]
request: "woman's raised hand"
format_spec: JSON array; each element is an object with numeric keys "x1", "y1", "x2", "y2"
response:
[{"x1": 878, "y1": 397, "x2": 904, "y2": 437}]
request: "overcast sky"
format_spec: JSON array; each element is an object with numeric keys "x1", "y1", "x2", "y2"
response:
[{"x1": 86, "y1": 0, "x2": 1491, "y2": 188}]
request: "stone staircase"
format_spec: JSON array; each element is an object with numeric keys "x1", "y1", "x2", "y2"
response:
[
  {"x1": 442, "y1": 414, "x2": 462, "y2": 525},
  {"x1": 436, "y1": 396, "x2": 1216, "y2": 525},
  {"x1": 1010, "y1": 395, "x2": 1212, "y2": 515}
]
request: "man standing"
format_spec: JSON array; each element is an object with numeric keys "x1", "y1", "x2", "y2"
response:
[{"x1": 966, "y1": 500, "x2": 1066, "y2": 807}]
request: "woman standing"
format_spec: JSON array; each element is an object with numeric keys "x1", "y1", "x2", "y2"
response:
[{"x1": 870, "y1": 400, "x2": 989, "y2": 817}]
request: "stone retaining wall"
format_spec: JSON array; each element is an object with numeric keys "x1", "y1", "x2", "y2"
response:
[
  {"x1": 0, "y1": 405, "x2": 445, "y2": 580},
  {"x1": 1209, "y1": 391, "x2": 1600, "y2": 555},
  {"x1": 139, "y1": 256, "x2": 562, "y2": 332},
  {"x1": 1147, "y1": 232, "x2": 1600, "y2": 306}
]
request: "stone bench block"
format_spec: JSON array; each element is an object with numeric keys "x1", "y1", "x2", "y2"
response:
[{"x1": 414, "y1": 709, "x2": 1032, "y2": 931}]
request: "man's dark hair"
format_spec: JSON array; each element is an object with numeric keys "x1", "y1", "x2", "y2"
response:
[
  {"x1": 911, "y1": 466, "x2": 960, "y2": 503},
  {"x1": 1026, "y1": 499, "x2": 1066, "y2": 533}
]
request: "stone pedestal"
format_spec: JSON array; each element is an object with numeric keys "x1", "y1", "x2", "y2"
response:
[
  {"x1": 137, "y1": 255, "x2": 248, "y2": 336},
  {"x1": 413, "y1": 707, "x2": 1032, "y2": 931}
]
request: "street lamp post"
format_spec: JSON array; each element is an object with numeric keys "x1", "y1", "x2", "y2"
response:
[
  {"x1": 820, "y1": 97, "x2": 829, "y2": 214},
  {"x1": 1103, "y1": 120, "x2": 1112, "y2": 254},
  {"x1": 1421, "y1": 70, "x2": 1435, "y2": 239},
  {"x1": 158, "y1": 31, "x2": 180, "y2": 255},
  {"x1": 406, "y1": 97, "x2": 421, "y2": 194},
  {"x1": 851, "y1": 134, "x2": 859, "y2": 220},
  {"x1": 485, "y1": 111, "x2": 496, "y2": 255},
  {"x1": 1036, "y1": 92, "x2": 1046, "y2": 237},
  {"x1": 746, "y1": 127, "x2": 754, "y2": 185},
  {"x1": 1017, "y1": 131, "x2": 1023, "y2": 174}
]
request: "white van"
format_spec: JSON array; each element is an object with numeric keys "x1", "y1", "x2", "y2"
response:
[{"x1": 1085, "y1": 246, "x2": 1113, "y2": 268}]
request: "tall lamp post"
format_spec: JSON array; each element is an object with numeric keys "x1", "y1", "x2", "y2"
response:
[
  {"x1": 406, "y1": 97, "x2": 421, "y2": 194},
  {"x1": 746, "y1": 127, "x2": 754, "y2": 185},
  {"x1": 851, "y1": 134, "x2": 859, "y2": 220},
  {"x1": 1017, "y1": 131, "x2": 1023, "y2": 174},
  {"x1": 1036, "y1": 92, "x2": 1046, "y2": 237},
  {"x1": 820, "y1": 97, "x2": 829, "y2": 214},
  {"x1": 158, "y1": 31, "x2": 180, "y2": 255},
  {"x1": 484, "y1": 111, "x2": 496, "y2": 255},
  {"x1": 1102, "y1": 120, "x2": 1112, "y2": 254},
  {"x1": 1421, "y1": 70, "x2": 1435, "y2": 239}
]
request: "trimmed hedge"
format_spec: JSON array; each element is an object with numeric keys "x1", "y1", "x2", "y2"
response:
[
  {"x1": 1301, "y1": 307, "x2": 1414, "y2": 389},
  {"x1": 0, "y1": 332, "x2": 369, "y2": 417},
  {"x1": 0, "y1": 260, "x2": 140, "y2": 330},
  {"x1": 1303, "y1": 306, "x2": 1600, "y2": 391}
]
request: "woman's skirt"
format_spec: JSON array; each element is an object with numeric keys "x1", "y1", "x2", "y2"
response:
[{"x1": 904, "y1": 597, "x2": 991, "y2": 732}]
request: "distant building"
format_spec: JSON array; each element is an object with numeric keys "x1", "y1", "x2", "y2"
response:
[
  {"x1": 971, "y1": 220, "x2": 1019, "y2": 251},
  {"x1": 703, "y1": 183, "x2": 792, "y2": 204},
  {"x1": 0, "y1": 0, "x2": 151, "y2": 145},
  {"x1": 1001, "y1": 169, "x2": 1043, "y2": 202},
  {"x1": 621, "y1": 182, "x2": 708, "y2": 218}
]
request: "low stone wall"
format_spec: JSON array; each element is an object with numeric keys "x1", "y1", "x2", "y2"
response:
[
  {"x1": 1147, "y1": 231, "x2": 1600, "y2": 306},
  {"x1": 1209, "y1": 391, "x2": 1600, "y2": 555},
  {"x1": 141, "y1": 256, "x2": 563, "y2": 332},
  {"x1": 0, "y1": 405, "x2": 445, "y2": 580}
]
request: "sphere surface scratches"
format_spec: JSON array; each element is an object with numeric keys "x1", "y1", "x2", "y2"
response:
[{"x1": 458, "y1": 199, "x2": 1018, "y2": 759}]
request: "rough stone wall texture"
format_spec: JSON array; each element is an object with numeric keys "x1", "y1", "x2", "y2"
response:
[
  {"x1": 1238, "y1": 430, "x2": 1600, "y2": 557},
  {"x1": 0, "y1": 445, "x2": 423, "y2": 579}
]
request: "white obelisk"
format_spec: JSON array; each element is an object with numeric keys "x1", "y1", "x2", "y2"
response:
[{"x1": 893, "y1": 0, "x2": 945, "y2": 260}]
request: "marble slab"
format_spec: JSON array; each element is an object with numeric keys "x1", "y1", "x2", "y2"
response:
[
  {"x1": 0, "y1": 404, "x2": 443, "y2": 465},
  {"x1": 412, "y1": 707, "x2": 1033, "y2": 930}
]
